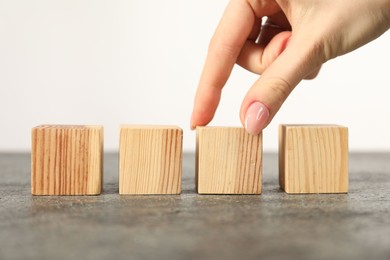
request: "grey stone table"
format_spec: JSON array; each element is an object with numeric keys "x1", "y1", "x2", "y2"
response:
[{"x1": 0, "y1": 153, "x2": 389, "y2": 260}]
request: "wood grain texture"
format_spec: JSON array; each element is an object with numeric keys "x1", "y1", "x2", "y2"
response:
[
  {"x1": 119, "y1": 125, "x2": 183, "y2": 195},
  {"x1": 31, "y1": 125, "x2": 103, "y2": 195},
  {"x1": 279, "y1": 124, "x2": 348, "y2": 194},
  {"x1": 196, "y1": 127, "x2": 262, "y2": 194}
]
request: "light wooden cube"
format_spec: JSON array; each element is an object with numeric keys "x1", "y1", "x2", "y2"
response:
[
  {"x1": 31, "y1": 125, "x2": 103, "y2": 195},
  {"x1": 279, "y1": 124, "x2": 348, "y2": 194},
  {"x1": 119, "y1": 125, "x2": 183, "y2": 195},
  {"x1": 196, "y1": 127, "x2": 262, "y2": 194}
]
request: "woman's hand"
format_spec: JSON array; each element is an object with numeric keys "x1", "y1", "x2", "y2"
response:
[{"x1": 191, "y1": 0, "x2": 390, "y2": 134}]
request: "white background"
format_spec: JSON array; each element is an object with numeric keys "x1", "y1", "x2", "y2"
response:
[{"x1": 1, "y1": 0, "x2": 389, "y2": 152}]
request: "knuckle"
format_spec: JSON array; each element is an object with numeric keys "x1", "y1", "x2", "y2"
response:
[
  {"x1": 314, "y1": 37, "x2": 335, "y2": 62},
  {"x1": 305, "y1": 37, "x2": 330, "y2": 64},
  {"x1": 264, "y1": 78, "x2": 293, "y2": 105},
  {"x1": 208, "y1": 39, "x2": 240, "y2": 60},
  {"x1": 304, "y1": 67, "x2": 321, "y2": 80}
]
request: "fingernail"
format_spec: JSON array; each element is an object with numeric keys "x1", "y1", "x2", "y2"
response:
[{"x1": 244, "y1": 102, "x2": 270, "y2": 135}]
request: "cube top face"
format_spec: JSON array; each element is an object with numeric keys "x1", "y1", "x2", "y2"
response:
[
  {"x1": 279, "y1": 124, "x2": 348, "y2": 194},
  {"x1": 31, "y1": 125, "x2": 103, "y2": 195},
  {"x1": 120, "y1": 125, "x2": 181, "y2": 130},
  {"x1": 34, "y1": 124, "x2": 101, "y2": 129},
  {"x1": 280, "y1": 124, "x2": 344, "y2": 128},
  {"x1": 196, "y1": 126, "x2": 262, "y2": 194},
  {"x1": 119, "y1": 126, "x2": 183, "y2": 195}
]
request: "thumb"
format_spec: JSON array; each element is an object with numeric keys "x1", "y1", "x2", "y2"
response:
[{"x1": 240, "y1": 38, "x2": 322, "y2": 134}]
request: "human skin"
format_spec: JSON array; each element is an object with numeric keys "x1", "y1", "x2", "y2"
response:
[{"x1": 190, "y1": 0, "x2": 390, "y2": 134}]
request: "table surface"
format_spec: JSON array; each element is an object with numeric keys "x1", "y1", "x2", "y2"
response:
[{"x1": 1, "y1": 153, "x2": 389, "y2": 260}]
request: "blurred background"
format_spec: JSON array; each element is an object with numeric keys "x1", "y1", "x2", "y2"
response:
[{"x1": 0, "y1": 0, "x2": 389, "y2": 152}]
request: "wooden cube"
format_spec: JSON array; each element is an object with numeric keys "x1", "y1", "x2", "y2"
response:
[
  {"x1": 196, "y1": 127, "x2": 262, "y2": 194},
  {"x1": 31, "y1": 125, "x2": 103, "y2": 195},
  {"x1": 119, "y1": 125, "x2": 183, "y2": 195},
  {"x1": 279, "y1": 124, "x2": 348, "y2": 194}
]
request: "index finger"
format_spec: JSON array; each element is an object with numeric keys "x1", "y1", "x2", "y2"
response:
[{"x1": 191, "y1": 0, "x2": 279, "y2": 129}]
